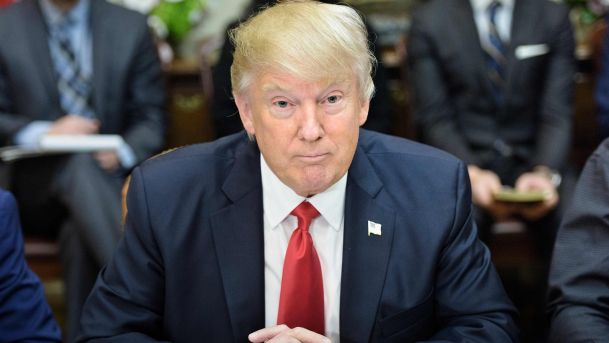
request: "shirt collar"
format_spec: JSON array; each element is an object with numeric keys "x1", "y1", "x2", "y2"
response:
[
  {"x1": 261, "y1": 155, "x2": 347, "y2": 231},
  {"x1": 39, "y1": 0, "x2": 90, "y2": 28},
  {"x1": 470, "y1": 0, "x2": 514, "y2": 13}
]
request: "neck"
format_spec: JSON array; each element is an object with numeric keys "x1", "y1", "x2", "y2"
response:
[{"x1": 50, "y1": 0, "x2": 79, "y2": 12}]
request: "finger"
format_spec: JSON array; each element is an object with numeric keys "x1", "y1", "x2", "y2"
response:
[
  {"x1": 516, "y1": 173, "x2": 554, "y2": 191},
  {"x1": 249, "y1": 325, "x2": 291, "y2": 342},
  {"x1": 93, "y1": 152, "x2": 116, "y2": 171},
  {"x1": 288, "y1": 327, "x2": 331, "y2": 343}
]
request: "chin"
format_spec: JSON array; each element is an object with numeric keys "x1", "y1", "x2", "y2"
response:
[{"x1": 296, "y1": 178, "x2": 333, "y2": 197}]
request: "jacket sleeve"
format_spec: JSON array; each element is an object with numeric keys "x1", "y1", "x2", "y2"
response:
[
  {"x1": 120, "y1": 19, "x2": 167, "y2": 165},
  {"x1": 0, "y1": 50, "x2": 33, "y2": 143},
  {"x1": 0, "y1": 190, "x2": 62, "y2": 342},
  {"x1": 77, "y1": 167, "x2": 171, "y2": 342},
  {"x1": 426, "y1": 162, "x2": 519, "y2": 342},
  {"x1": 531, "y1": 4, "x2": 575, "y2": 170},
  {"x1": 547, "y1": 139, "x2": 609, "y2": 342}
]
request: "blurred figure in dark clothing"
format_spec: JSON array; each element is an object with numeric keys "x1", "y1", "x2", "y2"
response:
[{"x1": 595, "y1": 16, "x2": 609, "y2": 140}]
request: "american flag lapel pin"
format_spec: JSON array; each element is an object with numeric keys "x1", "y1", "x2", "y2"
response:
[{"x1": 368, "y1": 220, "x2": 382, "y2": 236}]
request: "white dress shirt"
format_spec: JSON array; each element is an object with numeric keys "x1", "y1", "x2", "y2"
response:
[
  {"x1": 470, "y1": 0, "x2": 514, "y2": 47},
  {"x1": 261, "y1": 155, "x2": 346, "y2": 342}
]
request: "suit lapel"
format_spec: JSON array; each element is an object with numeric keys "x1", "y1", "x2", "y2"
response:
[
  {"x1": 450, "y1": 0, "x2": 497, "y2": 98},
  {"x1": 210, "y1": 140, "x2": 265, "y2": 341},
  {"x1": 90, "y1": 0, "x2": 109, "y2": 122},
  {"x1": 340, "y1": 146, "x2": 396, "y2": 342},
  {"x1": 23, "y1": 0, "x2": 61, "y2": 116},
  {"x1": 506, "y1": 0, "x2": 536, "y2": 98},
  {"x1": 451, "y1": 0, "x2": 485, "y2": 67}
]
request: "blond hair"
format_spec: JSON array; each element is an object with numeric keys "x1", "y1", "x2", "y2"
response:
[{"x1": 229, "y1": 0, "x2": 376, "y2": 101}]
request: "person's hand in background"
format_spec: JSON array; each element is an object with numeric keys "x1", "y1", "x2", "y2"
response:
[{"x1": 47, "y1": 115, "x2": 99, "y2": 135}]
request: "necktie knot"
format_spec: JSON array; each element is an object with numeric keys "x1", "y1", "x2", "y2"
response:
[
  {"x1": 291, "y1": 201, "x2": 320, "y2": 233},
  {"x1": 53, "y1": 14, "x2": 74, "y2": 38}
]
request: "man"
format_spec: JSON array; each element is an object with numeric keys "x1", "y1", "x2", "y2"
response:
[
  {"x1": 408, "y1": 0, "x2": 573, "y2": 243},
  {"x1": 408, "y1": 0, "x2": 574, "y2": 339},
  {"x1": 0, "y1": 0, "x2": 166, "y2": 340},
  {"x1": 79, "y1": 2, "x2": 517, "y2": 342},
  {"x1": 0, "y1": 188, "x2": 61, "y2": 342},
  {"x1": 546, "y1": 138, "x2": 609, "y2": 342}
]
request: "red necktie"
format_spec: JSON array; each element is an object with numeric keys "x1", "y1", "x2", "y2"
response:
[{"x1": 277, "y1": 201, "x2": 325, "y2": 335}]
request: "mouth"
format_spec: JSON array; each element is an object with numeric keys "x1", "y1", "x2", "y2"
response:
[{"x1": 296, "y1": 153, "x2": 329, "y2": 163}]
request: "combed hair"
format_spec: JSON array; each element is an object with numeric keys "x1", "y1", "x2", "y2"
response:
[{"x1": 229, "y1": 0, "x2": 376, "y2": 101}]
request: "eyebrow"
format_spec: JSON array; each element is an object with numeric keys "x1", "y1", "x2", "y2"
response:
[
  {"x1": 261, "y1": 81, "x2": 351, "y2": 95},
  {"x1": 261, "y1": 84, "x2": 289, "y2": 93}
]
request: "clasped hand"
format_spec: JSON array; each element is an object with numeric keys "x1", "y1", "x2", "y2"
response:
[
  {"x1": 468, "y1": 165, "x2": 559, "y2": 221},
  {"x1": 249, "y1": 325, "x2": 331, "y2": 343},
  {"x1": 48, "y1": 115, "x2": 120, "y2": 172}
]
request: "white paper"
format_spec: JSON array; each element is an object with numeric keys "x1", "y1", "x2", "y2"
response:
[
  {"x1": 0, "y1": 134, "x2": 125, "y2": 162},
  {"x1": 39, "y1": 134, "x2": 124, "y2": 151}
]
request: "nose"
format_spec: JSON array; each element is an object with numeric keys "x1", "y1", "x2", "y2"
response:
[{"x1": 298, "y1": 103, "x2": 324, "y2": 142}]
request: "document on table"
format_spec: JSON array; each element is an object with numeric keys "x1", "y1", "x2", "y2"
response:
[{"x1": 0, "y1": 134, "x2": 124, "y2": 162}]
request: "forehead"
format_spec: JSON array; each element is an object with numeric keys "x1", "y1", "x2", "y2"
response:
[{"x1": 255, "y1": 71, "x2": 355, "y2": 96}]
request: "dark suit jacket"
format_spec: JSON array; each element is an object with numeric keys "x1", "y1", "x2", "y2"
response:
[
  {"x1": 0, "y1": 189, "x2": 61, "y2": 342},
  {"x1": 0, "y1": 0, "x2": 166, "y2": 163},
  {"x1": 79, "y1": 130, "x2": 518, "y2": 342},
  {"x1": 407, "y1": 0, "x2": 574, "y2": 180},
  {"x1": 547, "y1": 138, "x2": 609, "y2": 342}
]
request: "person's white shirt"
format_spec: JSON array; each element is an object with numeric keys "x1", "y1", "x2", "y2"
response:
[
  {"x1": 261, "y1": 155, "x2": 346, "y2": 342},
  {"x1": 470, "y1": 0, "x2": 515, "y2": 47}
]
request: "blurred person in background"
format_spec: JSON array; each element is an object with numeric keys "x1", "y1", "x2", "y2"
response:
[
  {"x1": 0, "y1": 188, "x2": 61, "y2": 343},
  {"x1": 595, "y1": 15, "x2": 609, "y2": 140},
  {"x1": 0, "y1": 0, "x2": 166, "y2": 340},
  {"x1": 547, "y1": 138, "x2": 609, "y2": 342},
  {"x1": 408, "y1": 0, "x2": 575, "y2": 340}
]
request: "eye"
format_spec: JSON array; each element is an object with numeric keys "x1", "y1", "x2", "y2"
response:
[
  {"x1": 274, "y1": 100, "x2": 289, "y2": 108},
  {"x1": 327, "y1": 95, "x2": 340, "y2": 103}
]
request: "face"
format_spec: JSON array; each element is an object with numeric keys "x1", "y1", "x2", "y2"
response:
[{"x1": 235, "y1": 72, "x2": 369, "y2": 197}]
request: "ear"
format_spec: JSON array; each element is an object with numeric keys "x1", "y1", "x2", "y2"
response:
[
  {"x1": 358, "y1": 99, "x2": 370, "y2": 126},
  {"x1": 235, "y1": 93, "x2": 255, "y2": 136}
]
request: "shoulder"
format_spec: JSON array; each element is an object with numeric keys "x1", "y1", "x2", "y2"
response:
[
  {"x1": 358, "y1": 130, "x2": 466, "y2": 189},
  {"x1": 356, "y1": 130, "x2": 466, "y2": 199},
  {"x1": 408, "y1": 0, "x2": 457, "y2": 43},
  {"x1": 412, "y1": 0, "x2": 449, "y2": 14},
  {"x1": 0, "y1": 0, "x2": 29, "y2": 31},
  {"x1": 534, "y1": 0, "x2": 570, "y2": 23},
  {"x1": 539, "y1": 0, "x2": 570, "y2": 13},
  {"x1": 583, "y1": 138, "x2": 609, "y2": 173},
  {"x1": 411, "y1": 0, "x2": 452, "y2": 23},
  {"x1": 97, "y1": 0, "x2": 147, "y2": 21},
  {"x1": 137, "y1": 132, "x2": 251, "y2": 182},
  {"x1": 96, "y1": 0, "x2": 148, "y2": 31},
  {"x1": 358, "y1": 129, "x2": 462, "y2": 168}
]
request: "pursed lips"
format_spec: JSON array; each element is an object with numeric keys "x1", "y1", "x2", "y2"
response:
[{"x1": 295, "y1": 153, "x2": 330, "y2": 163}]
